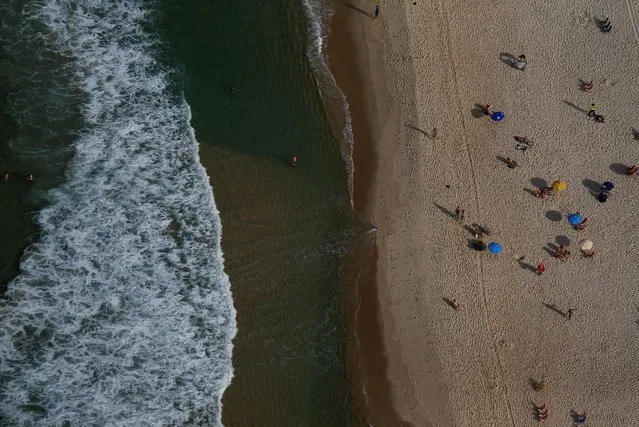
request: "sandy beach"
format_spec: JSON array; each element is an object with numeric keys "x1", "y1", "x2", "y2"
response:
[{"x1": 330, "y1": 0, "x2": 639, "y2": 425}]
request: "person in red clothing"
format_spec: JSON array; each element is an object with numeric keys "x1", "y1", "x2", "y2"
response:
[
  {"x1": 583, "y1": 81, "x2": 593, "y2": 92},
  {"x1": 576, "y1": 217, "x2": 588, "y2": 231},
  {"x1": 536, "y1": 261, "x2": 546, "y2": 275},
  {"x1": 484, "y1": 104, "x2": 493, "y2": 116}
]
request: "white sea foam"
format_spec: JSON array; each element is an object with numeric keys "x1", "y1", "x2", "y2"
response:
[
  {"x1": 0, "y1": 1, "x2": 236, "y2": 425},
  {"x1": 301, "y1": 0, "x2": 356, "y2": 202}
]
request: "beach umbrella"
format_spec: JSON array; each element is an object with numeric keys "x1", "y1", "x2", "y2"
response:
[
  {"x1": 579, "y1": 239, "x2": 594, "y2": 251},
  {"x1": 601, "y1": 181, "x2": 614, "y2": 193},
  {"x1": 487, "y1": 242, "x2": 503, "y2": 254},
  {"x1": 491, "y1": 111, "x2": 505, "y2": 122},
  {"x1": 567, "y1": 213, "x2": 583, "y2": 225},
  {"x1": 551, "y1": 180, "x2": 567, "y2": 192}
]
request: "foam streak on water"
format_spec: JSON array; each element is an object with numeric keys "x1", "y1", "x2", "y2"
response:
[
  {"x1": 0, "y1": 1, "x2": 236, "y2": 425},
  {"x1": 301, "y1": 0, "x2": 356, "y2": 201}
]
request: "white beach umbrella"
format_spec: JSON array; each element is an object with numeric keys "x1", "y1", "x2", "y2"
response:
[{"x1": 579, "y1": 239, "x2": 594, "y2": 251}]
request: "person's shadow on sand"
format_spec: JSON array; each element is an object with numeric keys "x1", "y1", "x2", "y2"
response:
[
  {"x1": 582, "y1": 178, "x2": 601, "y2": 199},
  {"x1": 498, "y1": 52, "x2": 516, "y2": 68},
  {"x1": 516, "y1": 258, "x2": 537, "y2": 273},
  {"x1": 563, "y1": 100, "x2": 589, "y2": 115},
  {"x1": 433, "y1": 203, "x2": 457, "y2": 220},
  {"x1": 442, "y1": 297, "x2": 458, "y2": 310},
  {"x1": 543, "y1": 243, "x2": 557, "y2": 257},
  {"x1": 471, "y1": 103, "x2": 487, "y2": 118},
  {"x1": 543, "y1": 302, "x2": 567, "y2": 318},
  {"x1": 610, "y1": 163, "x2": 628, "y2": 175}
]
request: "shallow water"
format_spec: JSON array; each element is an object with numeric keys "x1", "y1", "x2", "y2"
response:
[{"x1": 158, "y1": 0, "x2": 368, "y2": 424}]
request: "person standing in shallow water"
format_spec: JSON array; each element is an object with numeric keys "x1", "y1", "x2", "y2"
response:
[{"x1": 291, "y1": 154, "x2": 297, "y2": 167}]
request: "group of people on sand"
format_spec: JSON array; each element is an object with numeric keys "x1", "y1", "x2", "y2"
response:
[
  {"x1": 531, "y1": 186, "x2": 555, "y2": 199},
  {"x1": 533, "y1": 403, "x2": 587, "y2": 424}
]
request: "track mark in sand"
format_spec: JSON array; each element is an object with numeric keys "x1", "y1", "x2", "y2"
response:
[
  {"x1": 438, "y1": 0, "x2": 516, "y2": 426},
  {"x1": 627, "y1": 0, "x2": 639, "y2": 44}
]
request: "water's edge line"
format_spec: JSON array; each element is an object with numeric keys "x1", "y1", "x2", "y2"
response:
[{"x1": 300, "y1": 0, "x2": 384, "y2": 425}]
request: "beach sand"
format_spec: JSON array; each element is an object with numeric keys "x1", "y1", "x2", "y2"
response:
[{"x1": 330, "y1": 0, "x2": 639, "y2": 425}]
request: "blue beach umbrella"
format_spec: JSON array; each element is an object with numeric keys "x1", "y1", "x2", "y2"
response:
[
  {"x1": 487, "y1": 242, "x2": 503, "y2": 254},
  {"x1": 491, "y1": 111, "x2": 505, "y2": 121},
  {"x1": 567, "y1": 213, "x2": 583, "y2": 225}
]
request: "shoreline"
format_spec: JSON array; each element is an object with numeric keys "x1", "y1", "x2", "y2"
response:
[{"x1": 327, "y1": 1, "x2": 419, "y2": 425}]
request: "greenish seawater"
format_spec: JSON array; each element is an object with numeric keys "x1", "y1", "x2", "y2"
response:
[
  {"x1": 159, "y1": 1, "x2": 367, "y2": 425},
  {"x1": 0, "y1": 0, "x2": 369, "y2": 424}
]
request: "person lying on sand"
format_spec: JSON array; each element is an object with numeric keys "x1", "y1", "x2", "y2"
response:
[
  {"x1": 626, "y1": 165, "x2": 638, "y2": 175},
  {"x1": 505, "y1": 157, "x2": 519, "y2": 168},
  {"x1": 573, "y1": 412, "x2": 587, "y2": 424},
  {"x1": 535, "y1": 404, "x2": 549, "y2": 422},
  {"x1": 583, "y1": 80, "x2": 593, "y2": 92},
  {"x1": 471, "y1": 223, "x2": 482, "y2": 239},
  {"x1": 514, "y1": 54, "x2": 527, "y2": 70},
  {"x1": 554, "y1": 245, "x2": 571, "y2": 262},
  {"x1": 532, "y1": 187, "x2": 553, "y2": 199},
  {"x1": 575, "y1": 217, "x2": 588, "y2": 231},
  {"x1": 484, "y1": 104, "x2": 493, "y2": 116}
]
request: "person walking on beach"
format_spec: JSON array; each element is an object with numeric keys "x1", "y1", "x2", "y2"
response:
[
  {"x1": 374, "y1": 5, "x2": 379, "y2": 18},
  {"x1": 451, "y1": 299, "x2": 459, "y2": 310},
  {"x1": 455, "y1": 206, "x2": 462, "y2": 221},
  {"x1": 567, "y1": 307, "x2": 575, "y2": 320},
  {"x1": 588, "y1": 103, "x2": 596, "y2": 117},
  {"x1": 536, "y1": 261, "x2": 546, "y2": 275}
]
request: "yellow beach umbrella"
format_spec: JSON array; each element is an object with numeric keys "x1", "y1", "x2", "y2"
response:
[{"x1": 551, "y1": 180, "x2": 567, "y2": 192}]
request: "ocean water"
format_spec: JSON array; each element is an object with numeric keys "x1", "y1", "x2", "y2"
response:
[
  {"x1": 0, "y1": 1, "x2": 235, "y2": 425},
  {"x1": 0, "y1": 0, "x2": 369, "y2": 425},
  {"x1": 158, "y1": 0, "x2": 371, "y2": 425}
]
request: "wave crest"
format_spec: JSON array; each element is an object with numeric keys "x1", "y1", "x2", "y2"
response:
[{"x1": 0, "y1": 1, "x2": 236, "y2": 425}]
